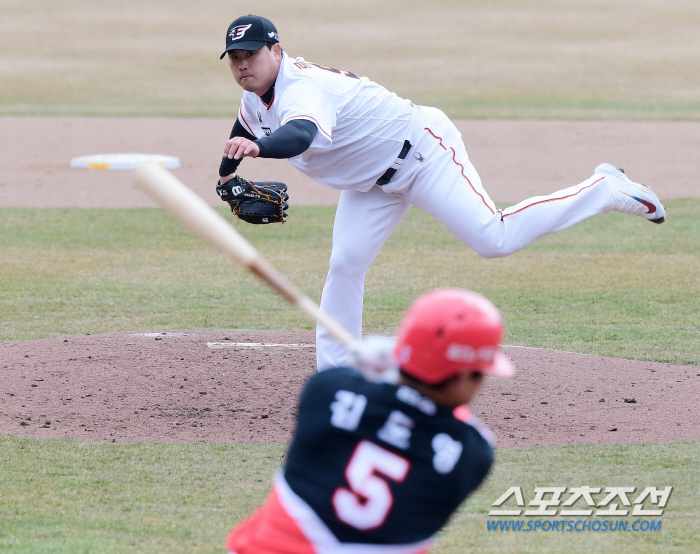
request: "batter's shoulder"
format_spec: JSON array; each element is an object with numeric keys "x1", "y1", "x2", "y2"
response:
[
  {"x1": 296, "y1": 367, "x2": 372, "y2": 421},
  {"x1": 302, "y1": 366, "x2": 364, "y2": 395},
  {"x1": 451, "y1": 406, "x2": 497, "y2": 447}
]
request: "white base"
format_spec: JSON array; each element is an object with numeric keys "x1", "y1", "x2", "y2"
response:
[{"x1": 70, "y1": 153, "x2": 180, "y2": 170}]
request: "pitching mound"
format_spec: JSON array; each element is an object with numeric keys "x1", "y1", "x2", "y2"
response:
[{"x1": 1, "y1": 331, "x2": 698, "y2": 447}]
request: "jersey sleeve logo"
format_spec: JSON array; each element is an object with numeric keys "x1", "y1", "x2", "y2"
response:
[{"x1": 229, "y1": 24, "x2": 252, "y2": 41}]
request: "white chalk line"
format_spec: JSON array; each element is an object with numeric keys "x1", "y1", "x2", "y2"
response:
[
  {"x1": 206, "y1": 342, "x2": 569, "y2": 353},
  {"x1": 207, "y1": 342, "x2": 315, "y2": 350}
]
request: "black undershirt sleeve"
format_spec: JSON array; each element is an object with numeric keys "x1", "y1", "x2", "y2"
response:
[
  {"x1": 254, "y1": 119, "x2": 317, "y2": 159},
  {"x1": 219, "y1": 119, "x2": 256, "y2": 177},
  {"x1": 229, "y1": 118, "x2": 256, "y2": 141},
  {"x1": 219, "y1": 119, "x2": 318, "y2": 177}
]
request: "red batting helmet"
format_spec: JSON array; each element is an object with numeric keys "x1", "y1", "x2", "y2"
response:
[{"x1": 393, "y1": 288, "x2": 515, "y2": 384}]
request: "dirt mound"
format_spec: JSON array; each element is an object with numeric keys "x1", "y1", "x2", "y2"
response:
[{"x1": 2, "y1": 331, "x2": 698, "y2": 447}]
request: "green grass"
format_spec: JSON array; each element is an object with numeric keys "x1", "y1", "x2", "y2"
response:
[
  {"x1": 1, "y1": 201, "x2": 699, "y2": 364},
  {"x1": 0, "y1": 436, "x2": 281, "y2": 553},
  {"x1": 1, "y1": 436, "x2": 697, "y2": 553},
  {"x1": 0, "y1": 206, "x2": 333, "y2": 340},
  {"x1": 439, "y1": 441, "x2": 700, "y2": 553},
  {"x1": 3, "y1": 0, "x2": 700, "y2": 120}
]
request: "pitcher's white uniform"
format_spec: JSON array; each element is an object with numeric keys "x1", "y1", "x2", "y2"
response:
[{"x1": 236, "y1": 52, "x2": 651, "y2": 370}]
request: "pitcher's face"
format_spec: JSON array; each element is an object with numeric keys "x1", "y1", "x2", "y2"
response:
[{"x1": 228, "y1": 44, "x2": 282, "y2": 95}]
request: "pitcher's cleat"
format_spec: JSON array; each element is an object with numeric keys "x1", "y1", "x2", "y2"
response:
[{"x1": 595, "y1": 163, "x2": 666, "y2": 224}]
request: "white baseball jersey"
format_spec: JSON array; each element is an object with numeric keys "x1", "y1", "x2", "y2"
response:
[{"x1": 237, "y1": 52, "x2": 413, "y2": 191}]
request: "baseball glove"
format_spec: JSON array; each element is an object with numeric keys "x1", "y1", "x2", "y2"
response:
[{"x1": 216, "y1": 175, "x2": 289, "y2": 224}]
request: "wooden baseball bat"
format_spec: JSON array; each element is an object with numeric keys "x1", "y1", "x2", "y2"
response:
[{"x1": 133, "y1": 163, "x2": 353, "y2": 346}]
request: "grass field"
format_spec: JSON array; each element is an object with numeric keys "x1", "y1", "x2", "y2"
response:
[
  {"x1": 2, "y1": 0, "x2": 700, "y2": 119},
  {"x1": 1, "y1": 436, "x2": 697, "y2": 553},
  {"x1": 1, "y1": 202, "x2": 699, "y2": 364}
]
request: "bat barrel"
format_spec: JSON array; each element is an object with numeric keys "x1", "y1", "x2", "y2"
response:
[{"x1": 134, "y1": 163, "x2": 258, "y2": 267}]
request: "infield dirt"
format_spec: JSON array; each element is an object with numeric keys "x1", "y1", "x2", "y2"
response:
[
  {"x1": 2, "y1": 331, "x2": 699, "y2": 448},
  {"x1": 2, "y1": 116, "x2": 699, "y2": 208}
]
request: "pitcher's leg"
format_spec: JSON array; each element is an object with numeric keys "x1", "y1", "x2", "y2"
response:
[
  {"x1": 406, "y1": 131, "x2": 614, "y2": 258},
  {"x1": 493, "y1": 174, "x2": 612, "y2": 254},
  {"x1": 316, "y1": 187, "x2": 411, "y2": 370}
]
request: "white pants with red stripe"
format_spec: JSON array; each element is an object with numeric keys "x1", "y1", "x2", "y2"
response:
[{"x1": 316, "y1": 105, "x2": 615, "y2": 370}]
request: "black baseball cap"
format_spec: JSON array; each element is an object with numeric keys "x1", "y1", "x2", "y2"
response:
[{"x1": 220, "y1": 15, "x2": 279, "y2": 59}]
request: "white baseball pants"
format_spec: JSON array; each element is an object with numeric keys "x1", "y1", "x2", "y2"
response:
[{"x1": 316, "y1": 106, "x2": 615, "y2": 370}]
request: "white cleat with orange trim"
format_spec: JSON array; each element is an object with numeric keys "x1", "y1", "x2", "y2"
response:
[{"x1": 595, "y1": 163, "x2": 666, "y2": 224}]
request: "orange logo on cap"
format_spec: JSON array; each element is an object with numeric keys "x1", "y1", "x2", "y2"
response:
[{"x1": 229, "y1": 24, "x2": 252, "y2": 41}]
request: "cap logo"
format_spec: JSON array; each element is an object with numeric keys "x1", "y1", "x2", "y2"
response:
[
  {"x1": 229, "y1": 24, "x2": 252, "y2": 41},
  {"x1": 268, "y1": 31, "x2": 279, "y2": 41},
  {"x1": 445, "y1": 344, "x2": 495, "y2": 364}
]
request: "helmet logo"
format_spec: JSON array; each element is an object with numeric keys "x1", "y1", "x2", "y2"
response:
[
  {"x1": 397, "y1": 345, "x2": 412, "y2": 364},
  {"x1": 445, "y1": 344, "x2": 495, "y2": 364},
  {"x1": 229, "y1": 24, "x2": 252, "y2": 41}
]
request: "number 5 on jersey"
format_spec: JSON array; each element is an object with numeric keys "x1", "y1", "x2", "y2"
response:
[{"x1": 332, "y1": 440, "x2": 411, "y2": 530}]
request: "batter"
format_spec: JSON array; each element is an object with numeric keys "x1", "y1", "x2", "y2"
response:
[
  {"x1": 225, "y1": 288, "x2": 515, "y2": 553},
  {"x1": 216, "y1": 14, "x2": 667, "y2": 370}
]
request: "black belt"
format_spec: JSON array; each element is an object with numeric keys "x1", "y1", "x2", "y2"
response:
[{"x1": 376, "y1": 140, "x2": 412, "y2": 186}]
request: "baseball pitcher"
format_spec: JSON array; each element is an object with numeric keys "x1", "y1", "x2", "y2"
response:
[{"x1": 215, "y1": 14, "x2": 666, "y2": 371}]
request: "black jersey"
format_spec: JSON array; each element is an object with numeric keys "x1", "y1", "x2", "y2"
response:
[{"x1": 283, "y1": 367, "x2": 494, "y2": 545}]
